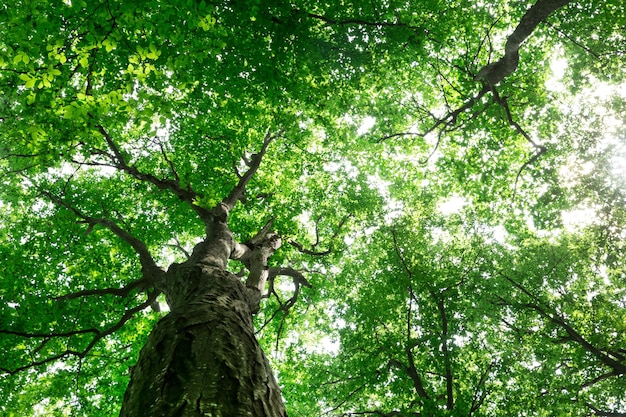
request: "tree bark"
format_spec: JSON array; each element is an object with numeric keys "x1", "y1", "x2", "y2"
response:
[
  {"x1": 119, "y1": 264, "x2": 287, "y2": 417},
  {"x1": 119, "y1": 210, "x2": 287, "y2": 417}
]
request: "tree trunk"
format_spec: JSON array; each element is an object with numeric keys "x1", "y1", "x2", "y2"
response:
[{"x1": 119, "y1": 263, "x2": 287, "y2": 417}]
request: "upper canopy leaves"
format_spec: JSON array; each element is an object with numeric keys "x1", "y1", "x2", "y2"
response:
[{"x1": 1, "y1": 0, "x2": 625, "y2": 415}]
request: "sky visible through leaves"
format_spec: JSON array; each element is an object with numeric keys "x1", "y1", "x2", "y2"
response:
[{"x1": 0, "y1": 0, "x2": 625, "y2": 416}]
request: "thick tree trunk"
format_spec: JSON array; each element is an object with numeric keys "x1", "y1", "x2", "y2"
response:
[{"x1": 119, "y1": 263, "x2": 287, "y2": 417}]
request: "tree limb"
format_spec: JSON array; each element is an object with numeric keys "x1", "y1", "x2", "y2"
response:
[
  {"x1": 221, "y1": 130, "x2": 279, "y2": 211},
  {"x1": 0, "y1": 292, "x2": 158, "y2": 375},
  {"x1": 165, "y1": 237, "x2": 191, "y2": 258},
  {"x1": 378, "y1": 85, "x2": 490, "y2": 144},
  {"x1": 544, "y1": 21, "x2": 601, "y2": 59},
  {"x1": 289, "y1": 214, "x2": 352, "y2": 256},
  {"x1": 469, "y1": 360, "x2": 496, "y2": 415},
  {"x1": 53, "y1": 277, "x2": 148, "y2": 301},
  {"x1": 254, "y1": 267, "x2": 312, "y2": 335},
  {"x1": 389, "y1": 356, "x2": 430, "y2": 399},
  {"x1": 95, "y1": 125, "x2": 212, "y2": 223},
  {"x1": 475, "y1": 0, "x2": 573, "y2": 85},
  {"x1": 268, "y1": 267, "x2": 313, "y2": 289},
  {"x1": 488, "y1": 88, "x2": 547, "y2": 197},
  {"x1": 581, "y1": 370, "x2": 621, "y2": 389},
  {"x1": 339, "y1": 410, "x2": 418, "y2": 417},
  {"x1": 41, "y1": 190, "x2": 165, "y2": 286},
  {"x1": 433, "y1": 294, "x2": 454, "y2": 410},
  {"x1": 586, "y1": 402, "x2": 626, "y2": 417},
  {"x1": 500, "y1": 272, "x2": 626, "y2": 377}
]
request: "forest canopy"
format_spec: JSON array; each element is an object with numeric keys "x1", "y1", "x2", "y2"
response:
[{"x1": 0, "y1": 0, "x2": 625, "y2": 416}]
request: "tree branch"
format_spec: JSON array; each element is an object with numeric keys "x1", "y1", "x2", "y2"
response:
[
  {"x1": 544, "y1": 21, "x2": 601, "y2": 59},
  {"x1": 268, "y1": 267, "x2": 313, "y2": 289},
  {"x1": 339, "y1": 411, "x2": 420, "y2": 417},
  {"x1": 165, "y1": 238, "x2": 191, "y2": 258},
  {"x1": 255, "y1": 267, "x2": 313, "y2": 335},
  {"x1": 95, "y1": 125, "x2": 212, "y2": 223},
  {"x1": 475, "y1": 0, "x2": 573, "y2": 85},
  {"x1": 581, "y1": 370, "x2": 621, "y2": 389},
  {"x1": 325, "y1": 385, "x2": 365, "y2": 415},
  {"x1": 53, "y1": 277, "x2": 148, "y2": 301},
  {"x1": 158, "y1": 141, "x2": 180, "y2": 183},
  {"x1": 500, "y1": 272, "x2": 626, "y2": 376},
  {"x1": 378, "y1": 85, "x2": 490, "y2": 144},
  {"x1": 0, "y1": 292, "x2": 158, "y2": 375},
  {"x1": 492, "y1": 91, "x2": 545, "y2": 151},
  {"x1": 488, "y1": 89, "x2": 547, "y2": 198},
  {"x1": 389, "y1": 355, "x2": 430, "y2": 399},
  {"x1": 221, "y1": 130, "x2": 279, "y2": 211},
  {"x1": 41, "y1": 190, "x2": 165, "y2": 286},
  {"x1": 300, "y1": 10, "x2": 423, "y2": 31},
  {"x1": 469, "y1": 360, "x2": 496, "y2": 415},
  {"x1": 585, "y1": 402, "x2": 626, "y2": 417},
  {"x1": 289, "y1": 214, "x2": 352, "y2": 256},
  {"x1": 433, "y1": 294, "x2": 454, "y2": 410}
]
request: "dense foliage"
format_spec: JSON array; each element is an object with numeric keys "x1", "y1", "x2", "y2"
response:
[{"x1": 1, "y1": 0, "x2": 625, "y2": 415}]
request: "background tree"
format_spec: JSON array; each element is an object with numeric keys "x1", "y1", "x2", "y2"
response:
[{"x1": 1, "y1": 0, "x2": 625, "y2": 416}]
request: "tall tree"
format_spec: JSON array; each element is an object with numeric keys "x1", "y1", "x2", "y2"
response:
[{"x1": 1, "y1": 0, "x2": 625, "y2": 416}]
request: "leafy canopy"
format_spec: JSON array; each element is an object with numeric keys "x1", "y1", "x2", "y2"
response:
[{"x1": 1, "y1": 0, "x2": 625, "y2": 416}]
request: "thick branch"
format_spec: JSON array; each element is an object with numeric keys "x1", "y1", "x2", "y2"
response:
[
  {"x1": 268, "y1": 267, "x2": 313, "y2": 289},
  {"x1": 475, "y1": 0, "x2": 573, "y2": 85},
  {"x1": 506, "y1": 0, "x2": 572, "y2": 53},
  {"x1": 241, "y1": 233, "x2": 282, "y2": 292},
  {"x1": 390, "y1": 356, "x2": 430, "y2": 399},
  {"x1": 42, "y1": 190, "x2": 165, "y2": 285}
]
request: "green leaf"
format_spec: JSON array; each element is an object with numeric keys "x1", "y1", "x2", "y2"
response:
[{"x1": 1, "y1": 1, "x2": 625, "y2": 416}]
